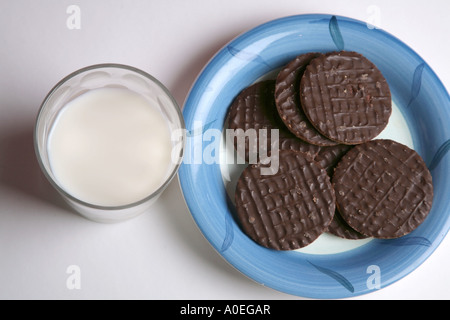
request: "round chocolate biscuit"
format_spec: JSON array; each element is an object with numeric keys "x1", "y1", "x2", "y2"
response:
[
  {"x1": 314, "y1": 143, "x2": 353, "y2": 177},
  {"x1": 235, "y1": 150, "x2": 336, "y2": 250},
  {"x1": 275, "y1": 52, "x2": 338, "y2": 147},
  {"x1": 332, "y1": 139, "x2": 433, "y2": 239},
  {"x1": 314, "y1": 144, "x2": 368, "y2": 239},
  {"x1": 300, "y1": 51, "x2": 392, "y2": 145},
  {"x1": 228, "y1": 80, "x2": 321, "y2": 163},
  {"x1": 327, "y1": 211, "x2": 368, "y2": 240},
  {"x1": 279, "y1": 136, "x2": 322, "y2": 159}
]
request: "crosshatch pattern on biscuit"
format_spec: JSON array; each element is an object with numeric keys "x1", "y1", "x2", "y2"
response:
[
  {"x1": 235, "y1": 150, "x2": 335, "y2": 250},
  {"x1": 333, "y1": 139, "x2": 433, "y2": 239},
  {"x1": 300, "y1": 52, "x2": 392, "y2": 144}
]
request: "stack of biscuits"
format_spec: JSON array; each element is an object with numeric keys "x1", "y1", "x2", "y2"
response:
[{"x1": 228, "y1": 51, "x2": 433, "y2": 250}]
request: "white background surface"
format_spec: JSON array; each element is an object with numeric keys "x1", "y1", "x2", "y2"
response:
[{"x1": 0, "y1": 0, "x2": 449, "y2": 300}]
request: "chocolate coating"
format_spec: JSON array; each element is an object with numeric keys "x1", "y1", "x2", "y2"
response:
[
  {"x1": 327, "y1": 210, "x2": 368, "y2": 240},
  {"x1": 227, "y1": 80, "x2": 321, "y2": 162},
  {"x1": 332, "y1": 139, "x2": 433, "y2": 239},
  {"x1": 275, "y1": 52, "x2": 338, "y2": 146},
  {"x1": 300, "y1": 51, "x2": 392, "y2": 144},
  {"x1": 314, "y1": 143, "x2": 353, "y2": 177},
  {"x1": 314, "y1": 144, "x2": 368, "y2": 239},
  {"x1": 235, "y1": 150, "x2": 336, "y2": 250}
]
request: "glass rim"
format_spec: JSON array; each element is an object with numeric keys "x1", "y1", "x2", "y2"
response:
[{"x1": 34, "y1": 63, "x2": 186, "y2": 211}]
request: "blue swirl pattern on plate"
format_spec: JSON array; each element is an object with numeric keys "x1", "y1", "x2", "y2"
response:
[
  {"x1": 428, "y1": 139, "x2": 450, "y2": 171},
  {"x1": 227, "y1": 46, "x2": 272, "y2": 69},
  {"x1": 329, "y1": 16, "x2": 345, "y2": 51},
  {"x1": 308, "y1": 261, "x2": 354, "y2": 293},
  {"x1": 179, "y1": 14, "x2": 450, "y2": 299},
  {"x1": 221, "y1": 193, "x2": 236, "y2": 253},
  {"x1": 407, "y1": 62, "x2": 426, "y2": 108},
  {"x1": 375, "y1": 236, "x2": 432, "y2": 247}
]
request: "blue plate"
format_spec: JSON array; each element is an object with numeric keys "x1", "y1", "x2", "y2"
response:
[{"x1": 178, "y1": 14, "x2": 450, "y2": 298}]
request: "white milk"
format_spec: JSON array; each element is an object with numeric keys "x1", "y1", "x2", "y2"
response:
[{"x1": 48, "y1": 87, "x2": 172, "y2": 207}]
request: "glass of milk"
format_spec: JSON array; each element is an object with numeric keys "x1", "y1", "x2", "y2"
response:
[{"x1": 34, "y1": 64, "x2": 185, "y2": 223}]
